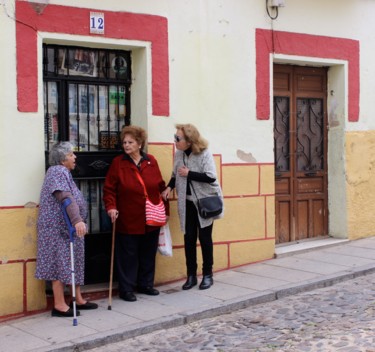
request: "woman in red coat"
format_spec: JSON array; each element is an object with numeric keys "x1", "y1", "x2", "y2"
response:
[{"x1": 103, "y1": 126, "x2": 169, "y2": 302}]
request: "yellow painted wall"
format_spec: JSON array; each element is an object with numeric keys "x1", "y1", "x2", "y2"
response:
[
  {"x1": 216, "y1": 197, "x2": 266, "y2": 241},
  {"x1": 0, "y1": 208, "x2": 38, "y2": 260},
  {"x1": 0, "y1": 263, "x2": 24, "y2": 316},
  {"x1": 260, "y1": 165, "x2": 275, "y2": 195},
  {"x1": 0, "y1": 207, "x2": 46, "y2": 317},
  {"x1": 222, "y1": 164, "x2": 259, "y2": 196},
  {"x1": 27, "y1": 262, "x2": 47, "y2": 311},
  {"x1": 346, "y1": 131, "x2": 375, "y2": 240},
  {"x1": 230, "y1": 239, "x2": 275, "y2": 267}
]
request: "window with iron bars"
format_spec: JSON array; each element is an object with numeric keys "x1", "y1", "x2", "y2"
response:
[{"x1": 43, "y1": 44, "x2": 131, "y2": 235}]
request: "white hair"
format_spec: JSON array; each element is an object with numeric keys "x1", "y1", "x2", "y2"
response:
[{"x1": 49, "y1": 142, "x2": 73, "y2": 166}]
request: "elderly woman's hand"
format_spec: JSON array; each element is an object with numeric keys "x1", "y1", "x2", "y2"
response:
[
  {"x1": 177, "y1": 165, "x2": 189, "y2": 177},
  {"x1": 75, "y1": 221, "x2": 87, "y2": 238},
  {"x1": 161, "y1": 187, "x2": 171, "y2": 201},
  {"x1": 108, "y1": 209, "x2": 119, "y2": 223}
]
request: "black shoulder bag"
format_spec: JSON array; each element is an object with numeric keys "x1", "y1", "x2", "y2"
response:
[{"x1": 183, "y1": 153, "x2": 223, "y2": 219}]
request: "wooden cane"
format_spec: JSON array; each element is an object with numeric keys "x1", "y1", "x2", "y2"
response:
[{"x1": 107, "y1": 219, "x2": 116, "y2": 310}]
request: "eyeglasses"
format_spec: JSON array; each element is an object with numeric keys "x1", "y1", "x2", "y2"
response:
[{"x1": 174, "y1": 134, "x2": 184, "y2": 142}]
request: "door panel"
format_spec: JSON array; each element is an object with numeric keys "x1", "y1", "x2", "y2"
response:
[
  {"x1": 277, "y1": 200, "x2": 291, "y2": 243},
  {"x1": 296, "y1": 200, "x2": 308, "y2": 240},
  {"x1": 274, "y1": 65, "x2": 328, "y2": 244}
]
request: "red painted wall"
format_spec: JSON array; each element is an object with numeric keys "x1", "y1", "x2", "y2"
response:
[
  {"x1": 15, "y1": 1, "x2": 170, "y2": 116},
  {"x1": 256, "y1": 29, "x2": 360, "y2": 122}
]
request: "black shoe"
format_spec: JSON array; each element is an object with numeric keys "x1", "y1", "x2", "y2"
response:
[
  {"x1": 182, "y1": 275, "x2": 197, "y2": 290},
  {"x1": 119, "y1": 291, "x2": 137, "y2": 302},
  {"x1": 137, "y1": 286, "x2": 160, "y2": 296},
  {"x1": 51, "y1": 307, "x2": 80, "y2": 317},
  {"x1": 199, "y1": 275, "x2": 213, "y2": 290},
  {"x1": 70, "y1": 301, "x2": 98, "y2": 310}
]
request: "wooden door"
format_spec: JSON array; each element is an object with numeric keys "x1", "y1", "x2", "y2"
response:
[{"x1": 274, "y1": 65, "x2": 328, "y2": 244}]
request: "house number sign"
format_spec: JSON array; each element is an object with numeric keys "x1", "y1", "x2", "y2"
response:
[{"x1": 90, "y1": 12, "x2": 105, "y2": 34}]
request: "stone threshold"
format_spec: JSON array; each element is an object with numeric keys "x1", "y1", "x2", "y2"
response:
[{"x1": 274, "y1": 236, "x2": 349, "y2": 258}]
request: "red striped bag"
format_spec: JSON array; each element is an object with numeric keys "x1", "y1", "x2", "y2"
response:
[
  {"x1": 145, "y1": 197, "x2": 167, "y2": 227},
  {"x1": 135, "y1": 171, "x2": 167, "y2": 227}
]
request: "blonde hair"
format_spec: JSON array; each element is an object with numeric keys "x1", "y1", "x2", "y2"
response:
[
  {"x1": 176, "y1": 123, "x2": 208, "y2": 154},
  {"x1": 120, "y1": 125, "x2": 147, "y2": 151}
]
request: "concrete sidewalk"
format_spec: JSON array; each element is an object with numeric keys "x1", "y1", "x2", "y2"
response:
[{"x1": 1, "y1": 236, "x2": 375, "y2": 352}]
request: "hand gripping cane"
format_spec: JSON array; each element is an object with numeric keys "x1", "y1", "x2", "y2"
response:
[{"x1": 61, "y1": 198, "x2": 78, "y2": 326}]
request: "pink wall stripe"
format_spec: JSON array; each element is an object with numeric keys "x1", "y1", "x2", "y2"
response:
[
  {"x1": 15, "y1": 2, "x2": 170, "y2": 116},
  {"x1": 256, "y1": 29, "x2": 359, "y2": 122}
]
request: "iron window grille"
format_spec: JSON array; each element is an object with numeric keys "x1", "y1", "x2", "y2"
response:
[{"x1": 43, "y1": 44, "x2": 131, "y2": 235}]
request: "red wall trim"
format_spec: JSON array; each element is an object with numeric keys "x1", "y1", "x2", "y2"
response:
[
  {"x1": 15, "y1": 1, "x2": 169, "y2": 116},
  {"x1": 256, "y1": 29, "x2": 360, "y2": 122},
  {"x1": 0, "y1": 206, "x2": 26, "y2": 209}
]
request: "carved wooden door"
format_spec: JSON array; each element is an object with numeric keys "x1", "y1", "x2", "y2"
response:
[{"x1": 274, "y1": 65, "x2": 328, "y2": 244}]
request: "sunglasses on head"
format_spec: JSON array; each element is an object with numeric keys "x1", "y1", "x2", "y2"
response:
[{"x1": 174, "y1": 134, "x2": 184, "y2": 142}]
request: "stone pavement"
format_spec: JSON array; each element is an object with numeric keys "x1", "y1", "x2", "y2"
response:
[
  {"x1": 1, "y1": 236, "x2": 374, "y2": 352},
  {"x1": 89, "y1": 271, "x2": 375, "y2": 352}
]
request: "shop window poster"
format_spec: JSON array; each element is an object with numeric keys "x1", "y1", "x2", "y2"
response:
[{"x1": 61, "y1": 49, "x2": 98, "y2": 77}]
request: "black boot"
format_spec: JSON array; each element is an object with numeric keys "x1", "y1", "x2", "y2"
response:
[
  {"x1": 199, "y1": 275, "x2": 213, "y2": 290},
  {"x1": 182, "y1": 275, "x2": 197, "y2": 290}
]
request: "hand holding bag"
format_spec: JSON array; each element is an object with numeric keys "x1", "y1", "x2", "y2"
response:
[{"x1": 135, "y1": 171, "x2": 167, "y2": 227}]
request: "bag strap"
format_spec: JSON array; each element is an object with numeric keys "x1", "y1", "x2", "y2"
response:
[
  {"x1": 135, "y1": 171, "x2": 164, "y2": 204},
  {"x1": 134, "y1": 171, "x2": 148, "y2": 198},
  {"x1": 183, "y1": 153, "x2": 199, "y2": 201}
]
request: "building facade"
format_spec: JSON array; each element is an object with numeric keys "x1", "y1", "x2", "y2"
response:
[{"x1": 1, "y1": 0, "x2": 374, "y2": 320}]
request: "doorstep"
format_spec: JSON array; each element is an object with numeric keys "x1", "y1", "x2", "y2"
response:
[
  {"x1": 45, "y1": 282, "x2": 117, "y2": 310},
  {"x1": 274, "y1": 236, "x2": 349, "y2": 258}
]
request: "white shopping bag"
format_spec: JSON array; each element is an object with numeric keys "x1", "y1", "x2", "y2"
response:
[{"x1": 158, "y1": 223, "x2": 173, "y2": 256}]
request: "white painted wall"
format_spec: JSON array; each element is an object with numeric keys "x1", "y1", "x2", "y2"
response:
[{"x1": 1, "y1": 0, "x2": 375, "y2": 206}]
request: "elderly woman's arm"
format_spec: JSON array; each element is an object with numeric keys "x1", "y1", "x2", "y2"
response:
[
  {"x1": 53, "y1": 191, "x2": 87, "y2": 237},
  {"x1": 161, "y1": 176, "x2": 175, "y2": 201}
]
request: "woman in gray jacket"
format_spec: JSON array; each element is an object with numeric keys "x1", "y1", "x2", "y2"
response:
[{"x1": 162, "y1": 124, "x2": 223, "y2": 290}]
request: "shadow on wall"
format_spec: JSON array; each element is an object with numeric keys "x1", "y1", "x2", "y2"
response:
[{"x1": 237, "y1": 150, "x2": 257, "y2": 163}]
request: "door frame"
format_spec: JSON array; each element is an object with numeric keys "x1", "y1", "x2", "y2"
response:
[
  {"x1": 272, "y1": 56, "x2": 349, "y2": 240},
  {"x1": 274, "y1": 64, "x2": 329, "y2": 243}
]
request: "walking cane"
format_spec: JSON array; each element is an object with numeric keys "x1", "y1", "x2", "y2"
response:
[
  {"x1": 108, "y1": 219, "x2": 116, "y2": 310},
  {"x1": 61, "y1": 198, "x2": 78, "y2": 326}
]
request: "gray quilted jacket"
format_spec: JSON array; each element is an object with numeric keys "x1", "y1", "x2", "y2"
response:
[{"x1": 173, "y1": 148, "x2": 224, "y2": 232}]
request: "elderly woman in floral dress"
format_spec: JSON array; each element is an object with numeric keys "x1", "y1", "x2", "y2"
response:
[{"x1": 35, "y1": 142, "x2": 98, "y2": 317}]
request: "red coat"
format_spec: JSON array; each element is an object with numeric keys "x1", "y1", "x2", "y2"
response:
[{"x1": 103, "y1": 153, "x2": 169, "y2": 234}]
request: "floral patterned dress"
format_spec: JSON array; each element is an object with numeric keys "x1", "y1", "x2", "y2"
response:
[{"x1": 35, "y1": 165, "x2": 87, "y2": 285}]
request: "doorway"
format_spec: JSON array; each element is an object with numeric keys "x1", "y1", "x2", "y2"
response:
[
  {"x1": 43, "y1": 44, "x2": 132, "y2": 283},
  {"x1": 273, "y1": 64, "x2": 328, "y2": 244}
]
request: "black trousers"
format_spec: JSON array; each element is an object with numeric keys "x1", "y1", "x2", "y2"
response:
[
  {"x1": 115, "y1": 229, "x2": 159, "y2": 293},
  {"x1": 185, "y1": 200, "x2": 214, "y2": 276}
]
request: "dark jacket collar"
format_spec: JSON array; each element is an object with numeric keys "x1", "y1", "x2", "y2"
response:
[
  {"x1": 122, "y1": 150, "x2": 150, "y2": 161},
  {"x1": 184, "y1": 147, "x2": 192, "y2": 156}
]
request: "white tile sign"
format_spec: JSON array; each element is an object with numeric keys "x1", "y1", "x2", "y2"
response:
[{"x1": 90, "y1": 12, "x2": 105, "y2": 34}]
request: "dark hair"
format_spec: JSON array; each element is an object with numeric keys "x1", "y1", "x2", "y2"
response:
[{"x1": 120, "y1": 125, "x2": 147, "y2": 150}]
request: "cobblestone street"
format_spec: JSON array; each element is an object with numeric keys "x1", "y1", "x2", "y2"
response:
[{"x1": 91, "y1": 273, "x2": 375, "y2": 352}]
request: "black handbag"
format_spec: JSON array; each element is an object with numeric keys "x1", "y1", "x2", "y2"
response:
[
  {"x1": 190, "y1": 181, "x2": 223, "y2": 219},
  {"x1": 197, "y1": 195, "x2": 223, "y2": 219},
  {"x1": 184, "y1": 154, "x2": 223, "y2": 219}
]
